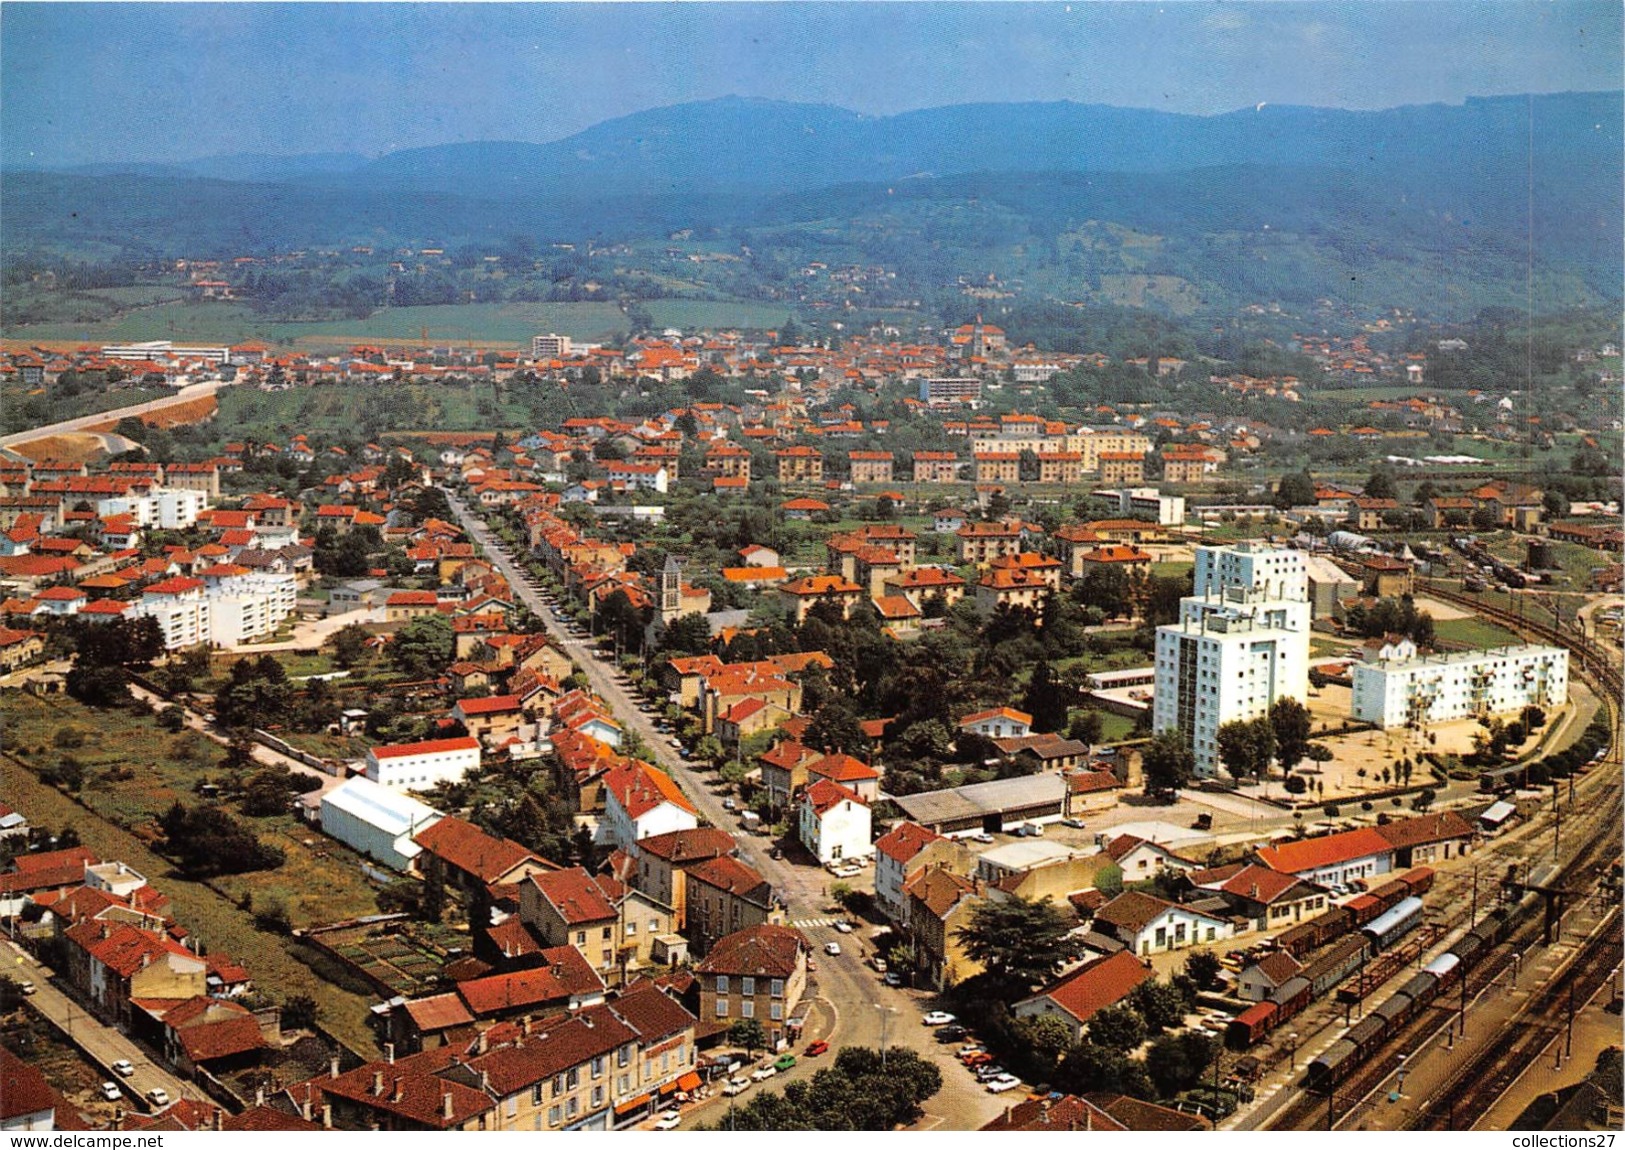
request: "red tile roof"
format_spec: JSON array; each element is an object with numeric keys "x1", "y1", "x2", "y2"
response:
[
  {"x1": 694, "y1": 923, "x2": 807, "y2": 978},
  {"x1": 1028, "y1": 950, "x2": 1154, "y2": 1027},
  {"x1": 411, "y1": 815, "x2": 541, "y2": 883},
  {"x1": 1254, "y1": 828, "x2": 1395, "y2": 875}
]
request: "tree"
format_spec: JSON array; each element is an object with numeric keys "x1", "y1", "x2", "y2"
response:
[
  {"x1": 331, "y1": 624, "x2": 370, "y2": 668},
  {"x1": 1364, "y1": 468, "x2": 1397, "y2": 500},
  {"x1": 1087, "y1": 1004, "x2": 1147, "y2": 1051},
  {"x1": 389, "y1": 615, "x2": 454, "y2": 679},
  {"x1": 158, "y1": 803, "x2": 284, "y2": 876},
  {"x1": 1094, "y1": 860, "x2": 1124, "y2": 897},
  {"x1": 281, "y1": 994, "x2": 319, "y2": 1032},
  {"x1": 1216, "y1": 717, "x2": 1275, "y2": 781},
  {"x1": 1184, "y1": 949, "x2": 1223, "y2": 992},
  {"x1": 805, "y1": 697, "x2": 866, "y2": 757},
  {"x1": 1145, "y1": 1031, "x2": 1217, "y2": 1097},
  {"x1": 1131, "y1": 979, "x2": 1189, "y2": 1034},
  {"x1": 955, "y1": 896, "x2": 1074, "y2": 996},
  {"x1": 728, "y1": 1018, "x2": 769, "y2": 1058},
  {"x1": 1142, "y1": 731, "x2": 1195, "y2": 799},
  {"x1": 1274, "y1": 469, "x2": 1316, "y2": 509},
  {"x1": 1021, "y1": 660, "x2": 1069, "y2": 734},
  {"x1": 1068, "y1": 708, "x2": 1105, "y2": 745},
  {"x1": 1269, "y1": 697, "x2": 1313, "y2": 775},
  {"x1": 660, "y1": 612, "x2": 713, "y2": 656}
]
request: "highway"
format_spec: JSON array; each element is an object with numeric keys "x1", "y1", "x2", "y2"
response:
[
  {"x1": 0, "y1": 379, "x2": 227, "y2": 450},
  {"x1": 442, "y1": 488, "x2": 1007, "y2": 1131}
]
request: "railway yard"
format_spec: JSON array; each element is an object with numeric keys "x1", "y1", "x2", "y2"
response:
[{"x1": 1229, "y1": 579, "x2": 1624, "y2": 1132}]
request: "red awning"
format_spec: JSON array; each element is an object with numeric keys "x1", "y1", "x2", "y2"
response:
[
  {"x1": 676, "y1": 1071, "x2": 702, "y2": 1093},
  {"x1": 614, "y1": 1094, "x2": 652, "y2": 1115}
]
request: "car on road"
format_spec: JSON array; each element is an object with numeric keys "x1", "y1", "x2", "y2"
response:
[
  {"x1": 922, "y1": 1011, "x2": 956, "y2": 1026},
  {"x1": 723, "y1": 1076, "x2": 751, "y2": 1097},
  {"x1": 653, "y1": 1110, "x2": 682, "y2": 1130},
  {"x1": 883, "y1": 971, "x2": 903, "y2": 987},
  {"x1": 723, "y1": 798, "x2": 737, "y2": 811},
  {"x1": 17, "y1": 980, "x2": 35, "y2": 995},
  {"x1": 1060, "y1": 818, "x2": 1087, "y2": 829},
  {"x1": 985, "y1": 1074, "x2": 1022, "y2": 1094},
  {"x1": 111, "y1": 1060, "x2": 135, "y2": 1077},
  {"x1": 823, "y1": 942, "x2": 841, "y2": 956},
  {"x1": 969, "y1": 832, "x2": 994, "y2": 844},
  {"x1": 100, "y1": 1083, "x2": 122, "y2": 1101},
  {"x1": 751, "y1": 1064, "x2": 778, "y2": 1082},
  {"x1": 146, "y1": 1088, "x2": 170, "y2": 1107},
  {"x1": 804, "y1": 1040, "x2": 829, "y2": 1057},
  {"x1": 832, "y1": 920, "x2": 853, "y2": 934},
  {"x1": 933, "y1": 1025, "x2": 966, "y2": 1043},
  {"x1": 773, "y1": 1054, "x2": 796, "y2": 1072}
]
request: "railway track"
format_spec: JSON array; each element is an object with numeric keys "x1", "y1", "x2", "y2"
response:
[{"x1": 1409, "y1": 907, "x2": 1622, "y2": 1130}]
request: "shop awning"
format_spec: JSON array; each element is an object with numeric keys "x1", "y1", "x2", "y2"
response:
[
  {"x1": 676, "y1": 1071, "x2": 702, "y2": 1093},
  {"x1": 614, "y1": 1094, "x2": 652, "y2": 1116}
]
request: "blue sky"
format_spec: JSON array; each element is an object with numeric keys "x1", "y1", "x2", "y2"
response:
[{"x1": 2, "y1": 2, "x2": 1618, "y2": 166}]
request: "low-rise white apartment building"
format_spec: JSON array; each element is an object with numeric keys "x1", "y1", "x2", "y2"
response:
[
  {"x1": 364, "y1": 736, "x2": 482, "y2": 791},
  {"x1": 201, "y1": 569, "x2": 298, "y2": 646},
  {"x1": 97, "y1": 486, "x2": 209, "y2": 530},
  {"x1": 1352, "y1": 644, "x2": 1569, "y2": 729},
  {"x1": 130, "y1": 577, "x2": 212, "y2": 650}
]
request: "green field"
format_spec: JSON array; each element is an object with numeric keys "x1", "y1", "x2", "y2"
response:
[
  {"x1": 1432, "y1": 615, "x2": 1523, "y2": 649},
  {"x1": 4, "y1": 296, "x2": 805, "y2": 349}
]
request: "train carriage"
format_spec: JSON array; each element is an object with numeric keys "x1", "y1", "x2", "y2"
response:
[
  {"x1": 1307, "y1": 1039, "x2": 1360, "y2": 1093},
  {"x1": 1302, "y1": 935, "x2": 1367, "y2": 998},
  {"x1": 1362, "y1": 896, "x2": 1424, "y2": 952},
  {"x1": 1398, "y1": 866, "x2": 1435, "y2": 896},
  {"x1": 1372, "y1": 989, "x2": 1417, "y2": 1029},
  {"x1": 1345, "y1": 893, "x2": 1383, "y2": 927},
  {"x1": 1345, "y1": 1014, "x2": 1389, "y2": 1059},
  {"x1": 1398, "y1": 971, "x2": 1440, "y2": 1010},
  {"x1": 1270, "y1": 976, "x2": 1313, "y2": 1023},
  {"x1": 1225, "y1": 1002, "x2": 1278, "y2": 1051},
  {"x1": 1423, "y1": 952, "x2": 1461, "y2": 991}
]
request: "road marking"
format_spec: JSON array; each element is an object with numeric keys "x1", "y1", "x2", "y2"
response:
[{"x1": 792, "y1": 917, "x2": 840, "y2": 929}]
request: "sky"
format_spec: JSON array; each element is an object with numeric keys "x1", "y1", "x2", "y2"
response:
[{"x1": 2, "y1": 1, "x2": 1619, "y2": 167}]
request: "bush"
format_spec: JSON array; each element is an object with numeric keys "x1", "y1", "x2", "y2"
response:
[{"x1": 1284, "y1": 774, "x2": 1307, "y2": 795}]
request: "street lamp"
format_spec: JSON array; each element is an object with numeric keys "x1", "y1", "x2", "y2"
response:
[
  {"x1": 874, "y1": 1003, "x2": 896, "y2": 1071},
  {"x1": 1288, "y1": 1031, "x2": 1300, "y2": 1070}
]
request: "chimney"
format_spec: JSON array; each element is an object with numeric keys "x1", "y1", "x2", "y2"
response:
[
  {"x1": 521, "y1": 1016, "x2": 532, "y2": 1037},
  {"x1": 442, "y1": 1092, "x2": 455, "y2": 1121},
  {"x1": 391, "y1": 1077, "x2": 404, "y2": 1103},
  {"x1": 321, "y1": 1104, "x2": 333, "y2": 1130},
  {"x1": 255, "y1": 1085, "x2": 266, "y2": 1107},
  {"x1": 330, "y1": 1055, "x2": 341, "y2": 1080},
  {"x1": 214, "y1": 1108, "x2": 225, "y2": 1132},
  {"x1": 476, "y1": 1031, "x2": 488, "y2": 1055},
  {"x1": 301, "y1": 1092, "x2": 313, "y2": 1121},
  {"x1": 479, "y1": 1070, "x2": 490, "y2": 1092},
  {"x1": 385, "y1": 1041, "x2": 395, "y2": 1065},
  {"x1": 1250, "y1": 884, "x2": 1260, "y2": 900},
  {"x1": 372, "y1": 1070, "x2": 385, "y2": 1096}
]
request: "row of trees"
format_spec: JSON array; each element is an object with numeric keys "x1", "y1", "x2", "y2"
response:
[{"x1": 704, "y1": 1046, "x2": 942, "y2": 1131}]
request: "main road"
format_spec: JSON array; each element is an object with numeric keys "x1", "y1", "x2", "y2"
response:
[
  {"x1": 442, "y1": 489, "x2": 1007, "y2": 1130},
  {"x1": 0, "y1": 378, "x2": 228, "y2": 450}
]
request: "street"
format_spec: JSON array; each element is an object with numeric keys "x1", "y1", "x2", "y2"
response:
[
  {"x1": 6, "y1": 939, "x2": 201, "y2": 1112},
  {"x1": 443, "y1": 490, "x2": 1008, "y2": 1130}
]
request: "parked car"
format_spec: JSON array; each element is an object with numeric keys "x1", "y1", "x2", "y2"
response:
[
  {"x1": 751, "y1": 1064, "x2": 778, "y2": 1082},
  {"x1": 884, "y1": 971, "x2": 902, "y2": 987},
  {"x1": 146, "y1": 1088, "x2": 169, "y2": 1107},
  {"x1": 17, "y1": 980, "x2": 35, "y2": 995},
  {"x1": 985, "y1": 1074, "x2": 1023, "y2": 1094},
  {"x1": 934, "y1": 1025, "x2": 966, "y2": 1043},
  {"x1": 1060, "y1": 818, "x2": 1087, "y2": 829},
  {"x1": 773, "y1": 1054, "x2": 797, "y2": 1072},
  {"x1": 958, "y1": 1044, "x2": 987, "y2": 1057},
  {"x1": 654, "y1": 1111, "x2": 682, "y2": 1131},
  {"x1": 969, "y1": 832, "x2": 994, "y2": 844},
  {"x1": 805, "y1": 1040, "x2": 829, "y2": 1057},
  {"x1": 723, "y1": 798, "x2": 737, "y2": 811},
  {"x1": 922, "y1": 1011, "x2": 956, "y2": 1027},
  {"x1": 975, "y1": 1065, "x2": 1009, "y2": 1082},
  {"x1": 111, "y1": 1060, "x2": 135, "y2": 1078},
  {"x1": 100, "y1": 1083, "x2": 122, "y2": 1102},
  {"x1": 833, "y1": 920, "x2": 853, "y2": 934},
  {"x1": 723, "y1": 1077, "x2": 751, "y2": 1097},
  {"x1": 824, "y1": 942, "x2": 841, "y2": 956},
  {"x1": 962, "y1": 1052, "x2": 995, "y2": 1068}
]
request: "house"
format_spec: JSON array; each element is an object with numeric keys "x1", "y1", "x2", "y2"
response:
[
  {"x1": 903, "y1": 866, "x2": 984, "y2": 989},
  {"x1": 993, "y1": 732, "x2": 1091, "y2": 774},
  {"x1": 451, "y1": 695, "x2": 526, "y2": 745},
  {"x1": 411, "y1": 816, "x2": 553, "y2": 899},
  {"x1": 1372, "y1": 811, "x2": 1475, "y2": 867},
  {"x1": 798, "y1": 779, "x2": 871, "y2": 865},
  {"x1": 0, "y1": 627, "x2": 45, "y2": 672},
  {"x1": 1092, "y1": 890, "x2": 1233, "y2": 956},
  {"x1": 957, "y1": 707, "x2": 1032, "y2": 741},
  {"x1": 1, "y1": 1049, "x2": 71, "y2": 1131},
  {"x1": 1102, "y1": 834, "x2": 1199, "y2": 881},
  {"x1": 1012, "y1": 950, "x2": 1155, "y2": 1043},
  {"x1": 60, "y1": 919, "x2": 208, "y2": 1030},
  {"x1": 1237, "y1": 950, "x2": 1304, "y2": 1003},
  {"x1": 598, "y1": 760, "x2": 699, "y2": 850},
  {"x1": 385, "y1": 590, "x2": 441, "y2": 620},
  {"x1": 1254, "y1": 827, "x2": 1395, "y2": 887},
  {"x1": 519, "y1": 867, "x2": 675, "y2": 985},
  {"x1": 695, "y1": 924, "x2": 810, "y2": 1050},
  {"x1": 980, "y1": 1093, "x2": 1131, "y2": 1132},
  {"x1": 1188, "y1": 863, "x2": 1329, "y2": 932},
  {"x1": 805, "y1": 753, "x2": 881, "y2": 803},
  {"x1": 873, "y1": 821, "x2": 963, "y2": 924},
  {"x1": 683, "y1": 855, "x2": 780, "y2": 957},
  {"x1": 628, "y1": 827, "x2": 738, "y2": 931},
  {"x1": 319, "y1": 777, "x2": 444, "y2": 873},
  {"x1": 776, "y1": 573, "x2": 864, "y2": 624},
  {"x1": 757, "y1": 740, "x2": 822, "y2": 814}
]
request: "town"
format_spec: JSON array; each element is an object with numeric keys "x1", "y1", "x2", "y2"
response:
[{"x1": 0, "y1": 308, "x2": 1619, "y2": 1135}]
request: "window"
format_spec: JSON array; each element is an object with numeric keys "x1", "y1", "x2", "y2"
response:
[
  {"x1": 592, "y1": 1086, "x2": 603, "y2": 1107},
  {"x1": 715, "y1": 999, "x2": 729, "y2": 1018},
  {"x1": 576, "y1": 931, "x2": 587, "y2": 945},
  {"x1": 740, "y1": 977, "x2": 755, "y2": 997},
  {"x1": 625, "y1": 920, "x2": 637, "y2": 936},
  {"x1": 603, "y1": 926, "x2": 613, "y2": 940},
  {"x1": 716, "y1": 975, "x2": 729, "y2": 994},
  {"x1": 649, "y1": 919, "x2": 659, "y2": 933},
  {"x1": 566, "y1": 1069, "x2": 579, "y2": 1090},
  {"x1": 770, "y1": 1002, "x2": 783, "y2": 1021},
  {"x1": 770, "y1": 979, "x2": 784, "y2": 999},
  {"x1": 591, "y1": 1057, "x2": 604, "y2": 1079},
  {"x1": 618, "y1": 1046, "x2": 631, "y2": 1068},
  {"x1": 618, "y1": 1075, "x2": 629, "y2": 1094},
  {"x1": 566, "y1": 1097, "x2": 579, "y2": 1120},
  {"x1": 505, "y1": 1097, "x2": 518, "y2": 1119},
  {"x1": 741, "y1": 1000, "x2": 754, "y2": 1019},
  {"x1": 548, "y1": 1106, "x2": 561, "y2": 1128},
  {"x1": 532, "y1": 1084, "x2": 544, "y2": 1105},
  {"x1": 553, "y1": 1075, "x2": 565, "y2": 1097}
]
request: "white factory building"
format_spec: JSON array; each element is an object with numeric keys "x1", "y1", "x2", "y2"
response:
[
  {"x1": 319, "y1": 776, "x2": 444, "y2": 873},
  {"x1": 1351, "y1": 644, "x2": 1569, "y2": 729},
  {"x1": 363, "y1": 736, "x2": 482, "y2": 791},
  {"x1": 1153, "y1": 542, "x2": 1311, "y2": 777}
]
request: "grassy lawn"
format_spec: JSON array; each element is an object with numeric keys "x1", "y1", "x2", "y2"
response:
[
  {"x1": 1150, "y1": 560, "x2": 1193, "y2": 580},
  {"x1": 1432, "y1": 615, "x2": 1523, "y2": 649},
  {"x1": 1, "y1": 693, "x2": 387, "y2": 1055}
]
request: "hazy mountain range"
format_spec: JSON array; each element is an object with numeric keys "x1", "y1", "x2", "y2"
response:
[{"x1": 5, "y1": 92, "x2": 1619, "y2": 313}]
